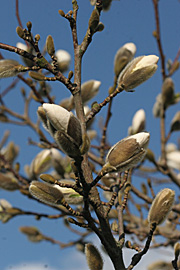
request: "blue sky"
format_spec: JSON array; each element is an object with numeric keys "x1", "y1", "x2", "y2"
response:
[{"x1": 0, "y1": 1, "x2": 180, "y2": 269}]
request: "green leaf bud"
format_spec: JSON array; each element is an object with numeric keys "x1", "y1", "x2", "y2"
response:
[
  {"x1": 26, "y1": 21, "x2": 32, "y2": 31},
  {"x1": 58, "y1": 9, "x2": 65, "y2": 17},
  {"x1": 46, "y1": 35, "x2": 55, "y2": 56},
  {"x1": 19, "y1": 226, "x2": 43, "y2": 243},
  {"x1": 85, "y1": 243, "x2": 103, "y2": 270},
  {"x1": 40, "y1": 173, "x2": 56, "y2": 184},
  {"x1": 148, "y1": 188, "x2": 175, "y2": 226}
]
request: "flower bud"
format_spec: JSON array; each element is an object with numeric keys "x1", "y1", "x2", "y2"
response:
[
  {"x1": 0, "y1": 199, "x2": 13, "y2": 223},
  {"x1": 29, "y1": 180, "x2": 64, "y2": 206},
  {"x1": 0, "y1": 59, "x2": 23, "y2": 78},
  {"x1": 0, "y1": 172, "x2": 19, "y2": 191},
  {"x1": 152, "y1": 93, "x2": 162, "y2": 118},
  {"x1": 58, "y1": 9, "x2": 65, "y2": 17},
  {"x1": 85, "y1": 243, "x2": 103, "y2": 270},
  {"x1": 166, "y1": 150, "x2": 180, "y2": 171},
  {"x1": 19, "y1": 226, "x2": 43, "y2": 242},
  {"x1": 170, "y1": 111, "x2": 180, "y2": 133},
  {"x1": 55, "y1": 49, "x2": 71, "y2": 72},
  {"x1": 128, "y1": 109, "x2": 146, "y2": 135},
  {"x1": 162, "y1": 77, "x2": 175, "y2": 109},
  {"x1": 1, "y1": 141, "x2": 19, "y2": 164},
  {"x1": 174, "y1": 242, "x2": 180, "y2": 258},
  {"x1": 42, "y1": 103, "x2": 82, "y2": 158},
  {"x1": 148, "y1": 188, "x2": 175, "y2": 225},
  {"x1": 26, "y1": 149, "x2": 52, "y2": 179},
  {"x1": 46, "y1": 35, "x2": 55, "y2": 56},
  {"x1": 102, "y1": 132, "x2": 150, "y2": 173},
  {"x1": 88, "y1": 9, "x2": 99, "y2": 32},
  {"x1": 147, "y1": 261, "x2": 173, "y2": 270},
  {"x1": 16, "y1": 26, "x2": 25, "y2": 39},
  {"x1": 118, "y1": 55, "x2": 159, "y2": 91},
  {"x1": 29, "y1": 71, "x2": 46, "y2": 81},
  {"x1": 114, "y1": 43, "x2": 136, "y2": 77}
]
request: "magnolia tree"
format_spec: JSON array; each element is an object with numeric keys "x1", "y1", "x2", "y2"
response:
[{"x1": 0, "y1": 1, "x2": 180, "y2": 269}]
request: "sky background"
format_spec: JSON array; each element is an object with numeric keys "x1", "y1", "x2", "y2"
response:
[{"x1": 0, "y1": 0, "x2": 180, "y2": 269}]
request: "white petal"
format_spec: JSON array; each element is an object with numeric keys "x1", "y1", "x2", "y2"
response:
[
  {"x1": 16, "y1": 42, "x2": 28, "y2": 51},
  {"x1": 43, "y1": 103, "x2": 70, "y2": 131},
  {"x1": 132, "y1": 109, "x2": 146, "y2": 133},
  {"x1": 133, "y1": 55, "x2": 159, "y2": 71},
  {"x1": 123, "y1": 42, "x2": 136, "y2": 55},
  {"x1": 55, "y1": 50, "x2": 71, "y2": 64},
  {"x1": 130, "y1": 132, "x2": 150, "y2": 148}
]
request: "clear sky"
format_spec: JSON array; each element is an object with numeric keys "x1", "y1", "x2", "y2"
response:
[{"x1": 0, "y1": 1, "x2": 180, "y2": 269}]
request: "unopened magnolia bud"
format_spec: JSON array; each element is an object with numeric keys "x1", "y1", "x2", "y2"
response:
[
  {"x1": 96, "y1": 22, "x2": 104, "y2": 32},
  {"x1": 0, "y1": 59, "x2": 23, "y2": 78},
  {"x1": 88, "y1": 9, "x2": 99, "y2": 32},
  {"x1": 102, "y1": 132, "x2": 150, "y2": 173},
  {"x1": 147, "y1": 261, "x2": 172, "y2": 270},
  {"x1": 71, "y1": 80, "x2": 101, "y2": 107},
  {"x1": 174, "y1": 242, "x2": 180, "y2": 258},
  {"x1": 114, "y1": 43, "x2": 136, "y2": 77},
  {"x1": 40, "y1": 173, "x2": 56, "y2": 184},
  {"x1": 118, "y1": 55, "x2": 159, "y2": 91},
  {"x1": 19, "y1": 226, "x2": 43, "y2": 242},
  {"x1": 166, "y1": 150, "x2": 180, "y2": 171},
  {"x1": 58, "y1": 9, "x2": 65, "y2": 17},
  {"x1": 0, "y1": 172, "x2": 19, "y2": 191},
  {"x1": 162, "y1": 78, "x2": 174, "y2": 109},
  {"x1": 29, "y1": 180, "x2": 64, "y2": 206},
  {"x1": 27, "y1": 149, "x2": 52, "y2": 179},
  {"x1": 85, "y1": 243, "x2": 103, "y2": 270},
  {"x1": 46, "y1": 35, "x2": 55, "y2": 56},
  {"x1": 1, "y1": 141, "x2": 19, "y2": 164},
  {"x1": 148, "y1": 188, "x2": 175, "y2": 225},
  {"x1": 16, "y1": 26, "x2": 25, "y2": 38},
  {"x1": 170, "y1": 111, "x2": 180, "y2": 132},
  {"x1": 29, "y1": 71, "x2": 46, "y2": 81},
  {"x1": 0, "y1": 199, "x2": 13, "y2": 223},
  {"x1": 128, "y1": 109, "x2": 146, "y2": 135},
  {"x1": 37, "y1": 106, "x2": 48, "y2": 129},
  {"x1": 26, "y1": 21, "x2": 32, "y2": 31},
  {"x1": 55, "y1": 50, "x2": 71, "y2": 72},
  {"x1": 146, "y1": 149, "x2": 156, "y2": 163}
]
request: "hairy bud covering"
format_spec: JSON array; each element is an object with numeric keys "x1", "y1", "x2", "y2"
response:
[{"x1": 85, "y1": 243, "x2": 103, "y2": 270}]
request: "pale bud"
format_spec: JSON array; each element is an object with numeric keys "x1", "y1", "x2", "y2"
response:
[
  {"x1": 114, "y1": 42, "x2": 136, "y2": 77},
  {"x1": 0, "y1": 199, "x2": 13, "y2": 223},
  {"x1": 0, "y1": 59, "x2": 23, "y2": 78},
  {"x1": 128, "y1": 109, "x2": 146, "y2": 135},
  {"x1": 88, "y1": 9, "x2": 99, "y2": 32},
  {"x1": 153, "y1": 93, "x2": 163, "y2": 118},
  {"x1": 166, "y1": 151, "x2": 180, "y2": 171},
  {"x1": 85, "y1": 243, "x2": 103, "y2": 270},
  {"x1": 26, "y1": 149, "x2": 52, "y2": 179},
  {"x1": 165, "y1": 143, "x2": 177, "y2": 153},
  {"x1": 118, "y1": 55, "x2": 159, "y2": 91},
  {"x1": 42, "y1": 103, "x2": 82, "y2": 158},
  {"x1": 162, "y1": 77, "x2": 175, "y2": 109},
  {"x1": 19, "y1": 226, "x2": 43, "y2": 242},
  {"x1": 102, "y1": 132, "x2": 150, "y2": 173},
  {"x1": 71, "y1": 80, "x2": 101, "y2": 107},
  {"x1": 148, "y1": 188, "x2": 175, "y2": 225},
  {"x1": 55, "y1": 50, "x2": 71, "y2": 72},
  {"x1": 0, "y1": 172, "x2": 19, "y2": 191},
  {"x1": 29, "y1": 180, "x2": 64, "y2": 206},
  {"x1": 170, "y1": 111, "x2": 180, "y2": 133},
  {"x1": 1, "y1": 141, "x2": 19, "y2": 164}
]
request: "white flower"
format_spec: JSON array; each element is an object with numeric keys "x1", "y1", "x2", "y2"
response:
[
  {"x1": 118, "y1": 55, "x2": 159, "y2": 91},
  {"x1": 16, "y1": 42, "x2": 28, "y2": 51},
  {"x1": 128, "y1": 109, "x2": 146, "y2": 135}
]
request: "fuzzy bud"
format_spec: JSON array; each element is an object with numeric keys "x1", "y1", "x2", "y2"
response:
[
  {"x1": 162, "y1": 78, "x2": 175, "y2": 109},
  {"x1": 1, "y1": 141, "x2": 19, "y2": 164},
  {"x1": 29, "y1": 180, "x2": 64, "y2": 206},
  {"x1": 85, "y1": 243, "x2": 103, "y2": 270},
  {"x1": 0, "y1": 59, "x2": 23, "y2": 78},
  {"x1": 128, "y1": 109, "x2": 146, "y2": 135},
  {"x1": 114, "y1": 42, "x2": 136, "y2": 77},
  {"x1": 19, "y1": 226, "x2": 43, "y2": 242},
  {"x1": 118, "y1": 55, "x2": 159, "y2": 91},
  {"x1": 102, "y1": 132, "x2": 150, "y2": 173},
  {"x1": 148, "y1": 188, "x2": 175, "y2": 225},
  {"x1": 46, "y1": 35, "x2": 55, "y2": 56},
  {"x1": 0, "y1": 199, "x2": 13, "y2": 223},
  {"x1": 166, "y1": 150, "x2": 180, "y2": 171},
  {"x1": 170, "y1": 111, "x2": 180, "y2": 133},
  {"x1": 55, "y1": 50, "x2": 71, "y2": 72},
  {"x1": 88, "y1": 9, "x2": 99, "y2": 32},
  {"x1": 16, "y1": 26, "x2": 25, "y2": 39},
  {"x1": 0, "y1": 172, "x2": 19, "y2": 191},
  {"x1": 29, "y1": 71, "x2": 46, "y2": 81}
]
